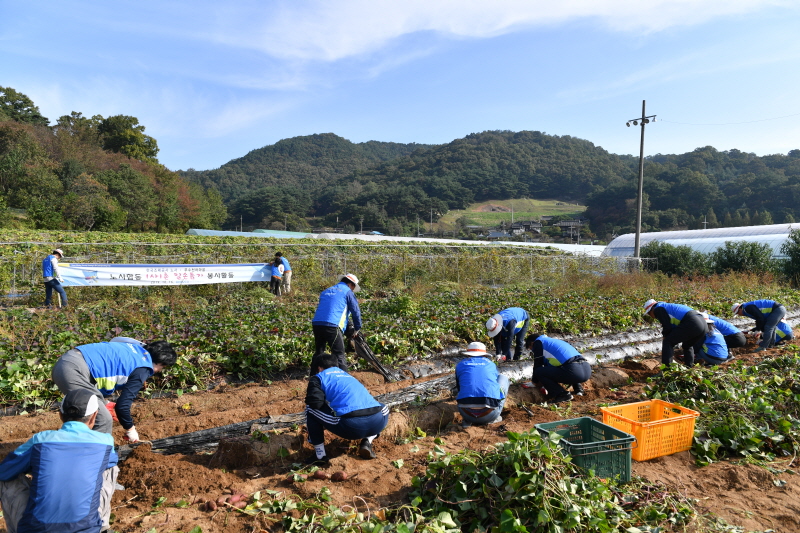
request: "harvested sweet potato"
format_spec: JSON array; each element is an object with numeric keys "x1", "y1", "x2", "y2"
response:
[
  {"x1": 313, "y1": 470, "x2": 330, "y2": 480},
  {"x1": 331, "y1": 471, "x2": 348, "y2": 482}
]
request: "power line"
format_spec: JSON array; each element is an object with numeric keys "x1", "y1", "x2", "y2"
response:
[{"x1": 660, "y1": 111, "x2": 800, "y2": 126}]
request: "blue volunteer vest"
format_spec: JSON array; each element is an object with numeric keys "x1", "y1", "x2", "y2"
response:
[
  {"x1": 312, "y1": 282, "x2": 353, "y2": 331},
  {"x1": 280, "y1": 257, "x2": 291, "y2": 271},
  {"x1": 42, "y1": 254, "x2": 56, "y2": 278},
  {"x1": 499, "y1": 307, "x2": 528, "y2": 331},
  {"x1": 317, "y1": 367, "x2": 380, "y2": 416},
  {"x1": 271, "y1": 263, "x2": 284, "y2": 278},
  {"x1": 775, "y1": 321, "x2": 793, "y2": 342},
  {"x1": 707, "y1": 315, "x2": 740, "y2": 336},
  {"x1": 703, "y1": 330, "x2": 729, "y2": 360},
  {"x1": 538, "y1": 335, "x2": 581, "y2": 367},
  {"x1": 455, "y1": 357, "x2": 504, "y2": 400},
  {"x1": 655, "y1": 302, "x2": 694, "y2": 326},
  {"x1": 742, "y1": 299, "x2": 778, "y2": 318},
  {"x1": 79, "y1": 342, "x2": 154, "y2": 395}
]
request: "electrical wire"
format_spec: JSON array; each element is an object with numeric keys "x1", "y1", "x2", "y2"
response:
[{"x1": 660, "y1": 111, "x2": 800, "y2": 126}]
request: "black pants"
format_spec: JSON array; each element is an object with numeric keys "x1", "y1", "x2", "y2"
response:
[
  {"x1": 312, "y1": 325, "x2": 348, "y2": 371},
  {"x1": 494, "y1": 321, "x2": 529, "y2": 360},
  {"x1": 533, "y1": 359, "x2": 592, "y2": 397},
  {"x1": 723, "y1": 332, "x2": 747, "y2": 350},
  {"x1": 269, "y1": 277, "x2": 281, "y2": 296},
  {"x1": 663, "y1": 311, "x2": 707, "y2": 366}
]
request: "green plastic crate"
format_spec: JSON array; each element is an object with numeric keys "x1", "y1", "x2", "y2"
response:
[{"x1": 535, "y1": 417, "x2": 635, "y2": 482}]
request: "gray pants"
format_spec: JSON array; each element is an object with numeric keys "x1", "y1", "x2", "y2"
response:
[
  {"x1": 51, "y1": 349, "x2": 114, "y2": 434},
  {"x1": 760, "y1": 305, "x2": 787, "y2": 349},
  {"x1": 0, "y1": 466, "x2": 118, "y2": 532},
  {"x1": 282, "y1": 270, "x2": 292, "y2": 293},
  {"x1": 457, "y1": 374, "x2": 510, "y2": 425}
]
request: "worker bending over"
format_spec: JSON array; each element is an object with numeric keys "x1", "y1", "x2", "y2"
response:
[
  {"x1": 694, "y1": 313, "x2": 731, "y2": 366},
  {"x1": 643, "y1": 299, "x2": 706, "y2": 366},
  {"x1": 486, "y1": 307, "x2": 529, "y2": 362},
  {"x1": 312, "y1": 274, "x2": 362, "y2": 371},
  {"x1": 705, "y1": 313, "x2": 746, "y2": 350},
  {"x1": 454, "y1": 341, "x2": 509, "y2": 428},
  {"x1": 526, "y1": 334, "x2": 591, "y2": 404},
  {"x1": 51, "y1": 337, "x2": 177, "y2": 441},
  {"x1": 0, "y1": 389, "x2": 118, "y2": 533},
  {"x1": 305, "y1": 353, "x2": 389, "y2": 464},
  {"x1": 733, "y1": 299, "x2": 787, "y2": 352}
]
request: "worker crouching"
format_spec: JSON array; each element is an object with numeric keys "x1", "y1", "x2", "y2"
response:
[
  {"x1": 454, "y1": 341, "x2": 509, "y2": 428},
  {"x1": 305, "y1": 353, "x2": 389, "y2": 464},
  {"x1": 526, "y1": 334, "x2": 591, "y2": 403}
]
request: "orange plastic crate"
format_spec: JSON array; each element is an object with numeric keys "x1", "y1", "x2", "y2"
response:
[{"x1": 601, "y1": 400, "x2": 699, "y2": 461}]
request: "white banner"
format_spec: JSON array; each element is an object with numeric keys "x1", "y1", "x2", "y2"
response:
[{"x1": 59, "y1": 263, "x2": 271, "y2": 287}]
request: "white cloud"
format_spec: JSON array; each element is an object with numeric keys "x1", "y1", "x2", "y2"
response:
[{"x1": 207, "y1": 0, "x2": 790, "y2": 61}]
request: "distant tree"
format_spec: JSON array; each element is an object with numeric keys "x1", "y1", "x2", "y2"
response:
[
  {"x1": 0, "y1": 87, "x2": 49, "y2": 126},
  {"x1": 711, "y1": 241, "x2": 774, "y2": 274},
  {"x1": 722, "y1": 212, "x2": 733, "y2": 227},
  {"x1": 640, "y1": 241, "x2": 710, "y2": 277},
  {"x1": 98, "y1": 115, "x2": 159, "y2": 162},
  {"x1": 760, "y1": 210, "x2": 774, "y2": 225},
  {"x1": 781, "y1": 229, "x2": 800, "y2": 284},
  {"x1": 705, "y1": 208, "x2": 719, "y2": 228},
  {"x1": 784, "y1": 212, "x2": 795, "y2": 223}
]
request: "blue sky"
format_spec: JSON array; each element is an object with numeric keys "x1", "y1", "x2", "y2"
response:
[{"x1": 2, "y1": 1, "x2": 799, "y2": 171}]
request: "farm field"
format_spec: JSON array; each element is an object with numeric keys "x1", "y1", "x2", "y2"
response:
[
  {"x1": 2, "y1": 340, "x2": 800, "y2": 533},
  {"x1": 439, "y1": 198, "x2": 586, "y2": 228},
  {"x1": 2, "y1": 233, "x2": 800, "y2": 532}
]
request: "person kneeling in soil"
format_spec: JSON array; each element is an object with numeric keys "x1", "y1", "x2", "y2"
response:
[
  {"x1": 51, "y1": 337, "x2": 177, "y2": 442},
  {"x1": 454, "y1": 341, "x2": 509, "y2": 428},
  {"x1": 773, "y1": 319, "x2": 794, "y2": 346},
  {"x1": 0, "y1": 389, "x2": 119, "y2": 533},
  {"x1": 643, "y1": 299, "x2": 706, "y2": 366},
  {"x1": 693, "y1": 313, "x2": 731, "y2": 366},
  {"x1": 526, "y1": 334, "x2": 591, "y2": 403},
  {"x1": 305, "y1": 352, "x2": 389, "y2": 464},
  {"x1": 733, "y1": 300, "x2": 788, "y2": 353}
]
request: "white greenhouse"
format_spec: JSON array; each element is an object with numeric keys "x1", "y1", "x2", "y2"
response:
[{"x1": 602, "y1": 223, "x2": 799, "y2": 258}]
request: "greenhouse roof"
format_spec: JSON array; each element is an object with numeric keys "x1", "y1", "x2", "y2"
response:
[
  {"x1": 602, "y1": 223, "x2": 798, "y2": 258},
  {"x1": 186, "y1": 229, "x2": 314, "y2": 239}
]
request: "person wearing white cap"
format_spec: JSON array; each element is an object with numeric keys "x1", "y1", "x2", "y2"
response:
[
  {"x1": 485, "y1": 307, "x2": 529, "y2": 362},
  {"x1": 692, "y1": 312, "x2": 731, "y2": 366},
  {"x1": 454, "y1": 341, "x2": 509, "y2": 428},
  {"x1": 643, "y1": 299, "x2": 706, "y2": 366},
  {"x1": 311, "y1": 273, "x2": 362, "y2": 371},
  {"x1": 732, "y1": 299, "x2": 787, "y2": 352},
  {"x1": 0, "y1": 388, "x2": 119, "y2": 533},
  {"x1": 42, "y1": 248, "x2": 67, "y2": 308}
]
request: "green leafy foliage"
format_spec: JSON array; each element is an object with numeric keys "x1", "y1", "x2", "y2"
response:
[
  {"x1": 710, "y1": 241, "x2": 775, "y2": 275},
  {"x1": 412, "y1": 430, "x2": 700, "y2": 532},
  {"x1": 646, "y1": 351, "x2": 800, "y2": 465}
]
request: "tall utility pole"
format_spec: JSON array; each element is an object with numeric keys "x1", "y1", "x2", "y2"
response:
[{"x1": 626, "y1": 100, "x2": 657, "y2": 258}]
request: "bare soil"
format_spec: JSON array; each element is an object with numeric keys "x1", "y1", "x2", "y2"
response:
[{"x1": 2, "y1": 336, "x2": 800, "y2": 533}]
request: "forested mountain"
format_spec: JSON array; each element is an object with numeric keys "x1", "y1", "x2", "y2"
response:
[
  {"x1": 188, "y1": 129, "x2": 800, "y2": 239},
  {"x1": 0, "y1": 87, "x2": 226, "y2": 232},
  {"x1": 586, "y1": 147, "x2": 800, "y2": 237},
  {"x1": 179, "y1": 133, "x2": 430, "y2": 202}
]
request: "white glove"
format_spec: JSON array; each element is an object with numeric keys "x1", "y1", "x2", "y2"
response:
[{"x1": 124, "y1": 426, "x2": 140, "y2": 442}]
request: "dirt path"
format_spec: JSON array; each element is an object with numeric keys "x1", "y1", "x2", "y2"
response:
[{"x1": 2, "y1": 340, "x2": 799, "y2": 533}]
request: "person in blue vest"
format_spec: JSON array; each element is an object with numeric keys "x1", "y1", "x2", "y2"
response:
[
  {"x1": 694, "y1": 312, "x2": 731, "y2": 366},
  {"x1": 454, "y1": 341, "x2": 509, "y2": 428},
  {"x1": 773, "y1": 319, "x2": 794, "y2": 346},
  {"x1": 0, "y1": 389, "x2": 119, "y2": 533},
  {"x1": 51, "y1": 337, "x2": 177, "y2": 441},
  {"x1": 705, "y1": 313, "x2": 746, "y2": 350},
  {"x1": 42, "y1": 248, "x2": 67, "y2": 308},
  {"x1": 643, "y1": 299, "x2": 707, "y2": 366},
  {"x1": 304, "y1": 352, "x2": 389, "y2": 464},
  {"x1": 526, "y1": 334, "x2": 591, "y2": 403},
  {"x1": 485, "y1": 307, "x2": 529, "y2": 362},
  {"x1": 269, "y1": 256, "x2": 285, "y2": 296},
  {"x1": 275, "y1": 252, "x2": 292, "y2": 293},
  {"x1": 733, "y1": 299, "x2": 787, "y2": 352},
  {"x1": 311, "y1": 274, "x2": 362, "y2": 371}
]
